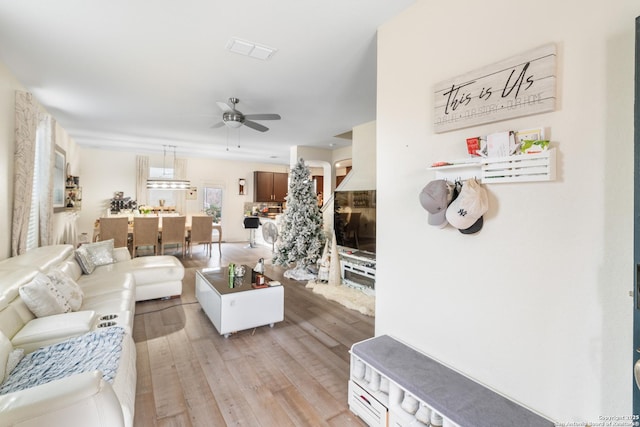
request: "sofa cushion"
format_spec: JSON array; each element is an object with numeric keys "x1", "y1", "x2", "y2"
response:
[
  {"x1": 19, "y1": 273, "x2": 71, "y2": 317},
  {"x1": 58, "y1": 258, "x2": 83, "y2": 282},
  {"x1": 0, "y1": 268, "x2": 39, "y2": 312},
  {"x1": 48, "y1": 269, "x2": 84, "y2": 311},
  {"x1": 112, "y1": 247, "x2": 132, "y2": 263},
  {"x1": 0, "y1": 245, "x2": 75, "y2": 273},
  {"x1": 77, "y1": 271, "x2": 134, "y2": 295},
  {"x1": 81, "y1": 292, "x2": 135, "y2": 315},
  {"x1": 97, "y1": 255, "x2": 184, "y2": 285},
  {"x1": 11, "y1": 310, "x2": 97, "y2": 353}
]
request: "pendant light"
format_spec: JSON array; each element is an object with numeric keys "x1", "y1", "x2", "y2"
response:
[{"x1": 146, "y1": 145, "x2": 191, "y2": 190}]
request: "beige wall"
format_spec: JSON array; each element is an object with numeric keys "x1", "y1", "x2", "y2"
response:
[
  {"x1": 336, "y1": 120, "x2": 376, "y2": 191},
  {"x1": 376, "y1": 0, "x2": 638, "y2": 422},
  {"x1": 76, "y1": 147, "x2": 290, "y2": 242}
]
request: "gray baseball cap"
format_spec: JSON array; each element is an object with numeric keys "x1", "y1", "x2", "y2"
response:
[{"x1": 419, "y1": 180, "x2": 452, "y2": 228}]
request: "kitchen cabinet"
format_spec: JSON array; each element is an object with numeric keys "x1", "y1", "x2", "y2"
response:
[{"x1": 254, "y1": 171, "x2": 288, "y2": 202}]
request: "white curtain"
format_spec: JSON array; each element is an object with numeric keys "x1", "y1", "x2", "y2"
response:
[
  {"x1": 11, "y1": 91, "x2": 52, "y2": 255},
  {"x1": 174, "y1": 157, "x2": 187, "y2": 215},
  {"x1": 136, "y1": 155, "x2": 149, "y2": 207}
]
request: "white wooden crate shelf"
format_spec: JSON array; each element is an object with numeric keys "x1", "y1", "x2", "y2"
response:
[{"x1": 428, "y1": 148, "x2": 556, "y2": 184}]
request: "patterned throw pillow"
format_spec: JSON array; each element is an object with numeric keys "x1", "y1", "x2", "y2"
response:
[
  {"x1": 76, "y1": 239, "x2": 115, "y2": 274},
  {"x1": 48, "y1": 269, "x2": 84, "y2": 311},
  {"x1": 19, "y1": 272, "x2": 71, "y2": 317},
  {"x1": 74, "y1": 245, "x2": 96, "y2": 274},
  {"x1": 85, "y1": 239, "x2": 115, "y2": 266}
]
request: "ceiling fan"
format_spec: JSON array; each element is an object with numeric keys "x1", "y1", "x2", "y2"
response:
[{"x1": 211, "y1": 97, "x2": 281, "y2": 132}]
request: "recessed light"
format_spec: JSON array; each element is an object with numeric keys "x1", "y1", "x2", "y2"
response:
[{"x1": 226, "y1": 37, "x2": 277, "y2": 61}]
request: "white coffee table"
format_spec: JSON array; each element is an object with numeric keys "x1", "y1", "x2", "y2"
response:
[{"x1": 195, "y1": 266, "x2": 284, "y2": 338}]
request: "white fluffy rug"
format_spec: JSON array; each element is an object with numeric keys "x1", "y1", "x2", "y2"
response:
[{"x1": 305, "y1": 281, "x2": 375, "y2": 317}]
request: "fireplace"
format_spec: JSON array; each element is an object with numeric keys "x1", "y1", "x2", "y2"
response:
[{"x1": 338, "y1": 247, "x2": 376, "y2": 291}]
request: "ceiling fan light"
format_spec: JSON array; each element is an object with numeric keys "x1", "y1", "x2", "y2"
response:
[
  {"x1": 224, "y1": 120, "x2": 243, "y2": 128},
  {"x1": 222, "y1": 110, "x2": 244, "y2": 128}
]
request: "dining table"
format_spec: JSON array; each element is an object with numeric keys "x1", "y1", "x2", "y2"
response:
[{"x1": 93, "y1": 214, "x2": 222, "y2": 251}]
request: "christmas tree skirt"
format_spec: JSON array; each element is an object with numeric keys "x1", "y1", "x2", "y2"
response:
[
  {"x1": 284, "y1": 266, "x2": 317, "y2": 281},
  {"x1": 305, "y1": 281, "x2": 374, "y2": 317}
]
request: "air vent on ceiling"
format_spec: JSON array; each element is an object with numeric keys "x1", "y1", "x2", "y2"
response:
[{"x1": 226, "y1": 38, "x2": 277, "y2": 61}]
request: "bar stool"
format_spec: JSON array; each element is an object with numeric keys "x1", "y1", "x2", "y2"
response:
[{"x1": 243, "y1": 216, "x2": 261, "y2": 248}]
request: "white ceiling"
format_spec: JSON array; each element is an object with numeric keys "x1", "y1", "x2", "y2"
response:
[{"x1": 0, "y1": 1, "x2": 414, "y2": 164}]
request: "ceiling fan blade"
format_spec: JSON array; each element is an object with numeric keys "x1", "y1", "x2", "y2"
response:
[
  {"x1": 210, "y1": 121, "x2": 225, "y2": 129},
  {"x1": 244, "y1": 120, "x2": 269, "y2": 132},
  {"x1": 216, "y1": 101, "x2": 233, "y2": 112},
  {"x1": 244, "y1": 113, "x2": 281, "y2": 121}
]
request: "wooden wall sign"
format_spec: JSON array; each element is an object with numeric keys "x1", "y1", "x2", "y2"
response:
[{"x1": 433, "y1": 43, "x2": 556, "y2": 133}]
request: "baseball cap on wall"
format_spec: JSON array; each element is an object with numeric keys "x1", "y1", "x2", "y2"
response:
[
  {"x1": 419, "y1": 180, "x2": 453, "y2": 228},
  {"x1": 445, "y1": 179, "x2": 488, "y2": 232},
  {"x1": 459, "y1": 216, "x2": 483, "y2": 234}
]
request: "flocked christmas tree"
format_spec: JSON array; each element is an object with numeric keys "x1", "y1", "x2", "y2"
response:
[{"x1": 273, "y1": 158, "x2": 326, "y2": 280}]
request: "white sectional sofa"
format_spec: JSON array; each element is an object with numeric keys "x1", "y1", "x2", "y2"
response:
[{"x1": 0, "y1": 243, "x2": 184, "y2": 427}]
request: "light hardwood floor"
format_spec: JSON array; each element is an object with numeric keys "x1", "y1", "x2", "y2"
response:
[{"x1": 133, "y1": 242, "x2": 374, "y2": 426}]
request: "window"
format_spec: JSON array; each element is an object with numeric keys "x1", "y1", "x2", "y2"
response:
[
  {"x1": 203, "y1": 186, "x2": 223, "y2": 222},
  {"x1": 25, "y1": 132, "x2": 41, "y2": 251},
  {"x1": 148, "y1": 166, "x2": 177, "y2": 207},
  {"x1": 26, "y1": 116, "x2": 51, "y2": 251}
]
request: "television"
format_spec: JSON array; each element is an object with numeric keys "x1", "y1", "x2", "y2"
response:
[{"x1": 334, "y1": 190, "x2": 376, "y2": 254}]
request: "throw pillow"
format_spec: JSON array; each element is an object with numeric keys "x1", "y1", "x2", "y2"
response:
[
  {"x1": 48, "y1": 269, "x2": 84, "y2": 311},
  {"x1": 82, "y1": 239, "x2": 115, "y2": 268},
  {"x1": 19, "y1": 272, "x2": 71, "y2": 317},
  {"x1": 86, "y1": 239, "x2": 115, "y2": 266},
  {"x1": 75, "y1": 245, "x2": 96, "y2": 274}
]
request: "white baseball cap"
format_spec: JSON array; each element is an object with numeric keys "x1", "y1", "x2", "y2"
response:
[{"x1": 445, "y1": 179, "x2": 488, "y2": 231}]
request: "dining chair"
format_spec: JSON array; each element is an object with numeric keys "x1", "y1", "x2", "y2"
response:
[
  {"x1": 212, "y1": 224, "x2": 222, "y2": 255},
  {"x1": 159, "y1": 215, "x2": 187, "y2": 256},
  {"x1": 132, "y1": 216, "x2": 159, "y2": 257},
  {"x1": 98, "y1": 217, "x2": 129, "y2": 249},
  {"x1": 188, "y1": 215, "x2": 216, "y2": 258}
]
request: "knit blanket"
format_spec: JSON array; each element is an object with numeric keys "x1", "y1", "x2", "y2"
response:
[{"x1": 0, "y1": 327, "x2": 125, "y2": 395}]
